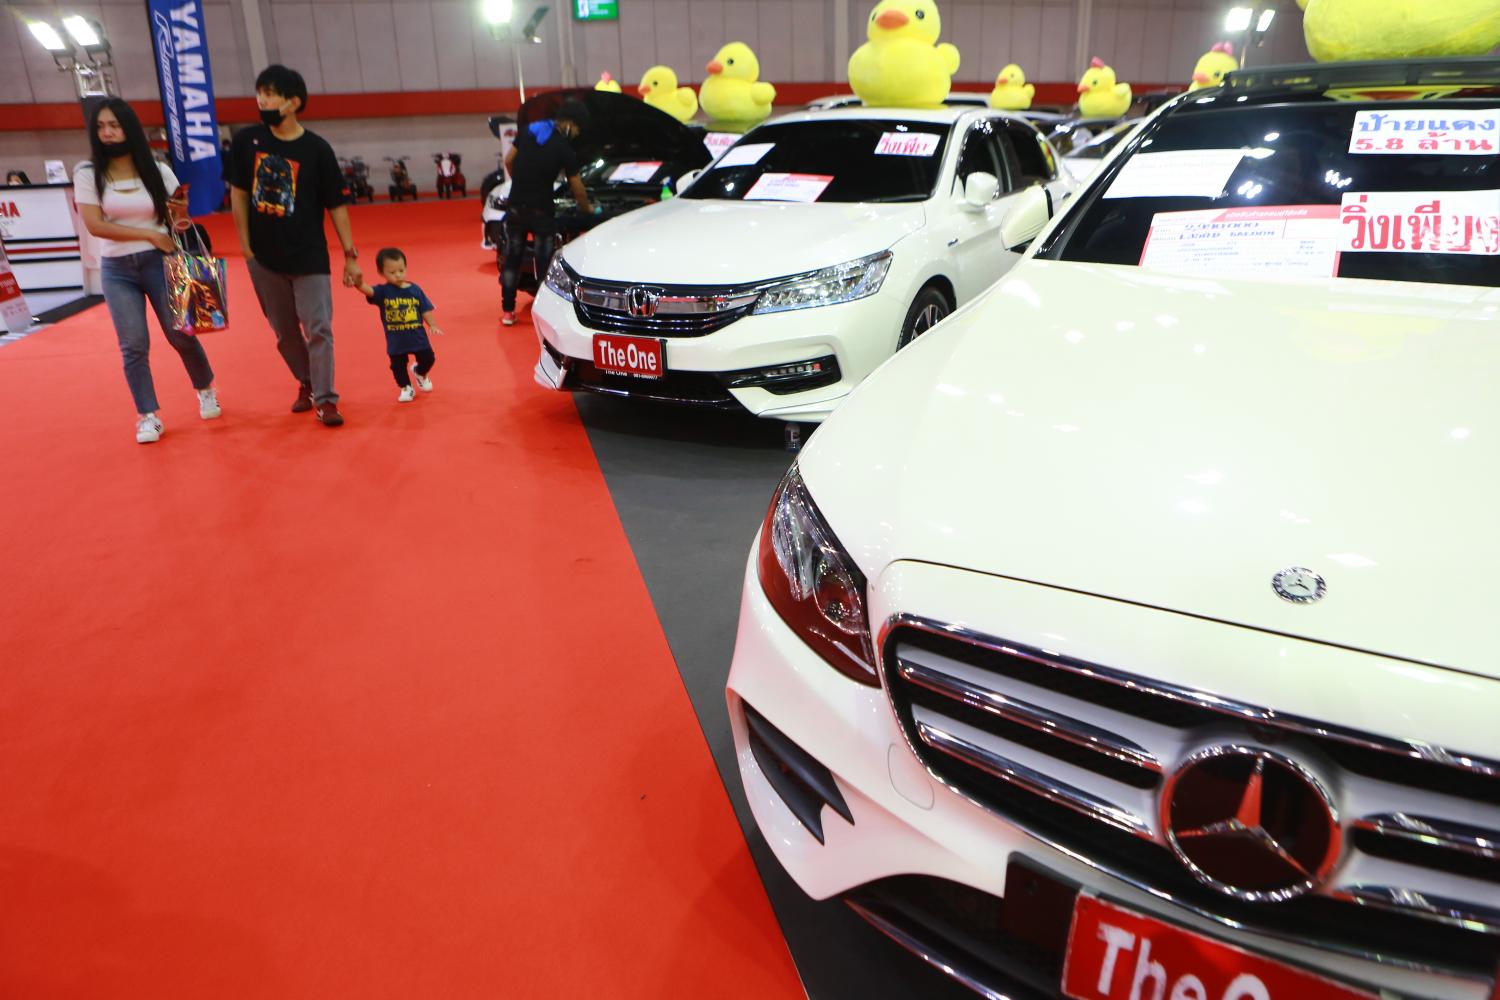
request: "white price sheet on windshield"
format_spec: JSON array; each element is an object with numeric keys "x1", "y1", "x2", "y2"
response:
[
  {"x1": 744, "y1": 173, "x2": 834, "y2": 203},
  {"x1": 608, "y1": 161, "x2": 663, "y2": 183},
  {"x1": 717, "y1": 143, "x2": 775, "y2": 168},
  {"x1": 1140, "y1": 205, "x2": 1342, "y2": 279},
  {"x1": 1104, "y1": 149, "x2": 1246, "y2": 200}
]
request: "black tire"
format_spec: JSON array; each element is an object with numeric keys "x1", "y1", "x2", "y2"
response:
[{"x1": 897, "y1": 285, "x2": 952, "y2": 350}]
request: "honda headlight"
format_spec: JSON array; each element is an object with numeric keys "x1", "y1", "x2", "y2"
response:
[
  {"x1": 751, "y1": 251, "x2": 893, "y2": 316},
  {"x1": 545, "y1": 256, "x2": 577, "y2": 302},
  {"x1": 756, "y1": 465, "x2": 876, "y2": 685}
]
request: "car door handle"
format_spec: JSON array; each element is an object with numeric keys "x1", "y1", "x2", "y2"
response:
[{"x1": 947, "y1": 238, "x2": 959, "y2": 247}]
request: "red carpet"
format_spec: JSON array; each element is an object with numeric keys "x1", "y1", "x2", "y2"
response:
[{"x1": 0, "y1": 200, "x2": 802, "y2": 999}]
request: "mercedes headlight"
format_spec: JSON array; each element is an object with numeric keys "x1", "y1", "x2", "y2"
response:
[
  {"x1": 751, "y1": 251, "x2": 893, "y2": 315},
  {"x1": 545, "y1": 256, "x2": 577, "y2": 302},
  {"x1": 756, "y1": 465, "x2": 876, "y2": 684}
]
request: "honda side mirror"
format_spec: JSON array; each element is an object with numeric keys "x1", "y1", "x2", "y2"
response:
[
  {"x1": 674, "y1": 169, "x2": 702, "y2": 194},
  {"x1": 1000, "y1": 184, "x2": 1052, "y2": 251},
  {"x1": 963, "y1": 171, "x2": 1000, "y2": 209}
]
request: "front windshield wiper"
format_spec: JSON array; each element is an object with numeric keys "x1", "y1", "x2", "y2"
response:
[{"x1": 863, "y1": 194, "x2": 927, "y2": 203}]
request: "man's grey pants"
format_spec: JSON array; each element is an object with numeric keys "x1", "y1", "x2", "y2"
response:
[{"x1": 247, "y1": 259, "x2": 338, "y2": 405}]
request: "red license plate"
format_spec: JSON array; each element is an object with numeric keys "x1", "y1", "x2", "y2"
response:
[
  {"x1": 592, "y1": 333, "x2": 665, "y2": 380},
  {"x1": 1063, "y1": 895, "x2": 1378, "y2": 1000}
]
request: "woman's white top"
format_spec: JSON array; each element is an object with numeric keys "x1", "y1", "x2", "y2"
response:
[{"x1": 73, "y1": 159, "x2": 179, "y2": 258}]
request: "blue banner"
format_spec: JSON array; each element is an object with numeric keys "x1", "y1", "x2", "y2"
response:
[{"x1": 147, "y1": 0, "x2": 222, "y2": 217}]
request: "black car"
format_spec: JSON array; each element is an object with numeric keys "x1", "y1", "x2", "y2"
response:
[{"x1": 487, "y1": 88, "x2": 712, "y2": 294}]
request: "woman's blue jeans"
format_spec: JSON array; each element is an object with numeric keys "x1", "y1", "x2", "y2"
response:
[{"x1": 100, "y1": 250, "x2": 214, "y2": 414}]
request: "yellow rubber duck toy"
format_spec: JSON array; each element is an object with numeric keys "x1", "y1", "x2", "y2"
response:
[
  {"x1": 638, "y1": 66, "x2": 699, "y2": 123},
  {"x1": 595, "y1": 71, "x2": 622, "y2": 93},
  {"x1": 1296, "y1": 0, "x2": 1500, "y2": 62},
  {"x1": 700, "y1": 42, "x2": 777, "y2": 124},
  {"x1": 847, "y1": 0, "x2": 962, "y2": 109},
  {"x1": 1189, "y1": 43, "x2": 1238, "y2": 91},
  {"x1": 1077, "y1": 57, "x2": 1132, "y2": 119},
  {"x1": 988, "y1": 64, "x2": 1034, "y2": 110}
]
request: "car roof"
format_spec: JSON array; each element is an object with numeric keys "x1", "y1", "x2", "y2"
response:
[
  {"x1": 1198, "y1": 57, "x2": 1500, "y2": 106},
  {"x1": 771, "y1": 105, "x2": 1004, "y2": 127}
]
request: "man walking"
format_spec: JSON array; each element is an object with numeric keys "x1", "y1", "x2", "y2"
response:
[
  {"x1": 500, "y1": 98, "x2": 595, "y2": 327},
  {"x1": 231, "y1": 64, "x2": 361, "y2": 426}
]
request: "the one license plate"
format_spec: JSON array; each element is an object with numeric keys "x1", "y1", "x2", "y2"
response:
[
  {"x1": 593, "y1": 333, "x2": 665, "y2": 380},
  {"x1": 1063, "y1": 895, "x2": 1378, "y2": 1000}
]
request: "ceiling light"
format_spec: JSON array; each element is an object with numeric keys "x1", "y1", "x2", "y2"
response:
[
  {"x1": 1224, "y1": 7, "x2": 1253, "y2": 32},
  {"x1": 1257, "y1": 8, "x2": 1276, "y2": 31},
  {"x1": 62, "y1": 15, "x2": 100, "y2": 48},
  {"x1": 27, "y1": 20, "x2": 68, "y2": 52},
  {"x1": 481, "y1": 0, "x2": 513, "y2": 25}
]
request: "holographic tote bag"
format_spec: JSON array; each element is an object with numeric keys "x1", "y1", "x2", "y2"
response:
[{"x1": 164, "y1": 225, "x2": 228, "y2": 335}]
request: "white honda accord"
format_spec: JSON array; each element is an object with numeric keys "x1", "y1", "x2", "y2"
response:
[
  {"x1": 530, "y1": 106, "x2": 1074, "y2": 421},
  {"x1": 728, "y1": 60, "x2": 1500, "y2": 999}
]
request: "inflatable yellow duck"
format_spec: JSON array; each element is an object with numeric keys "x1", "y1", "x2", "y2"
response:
[
  {"x1": 1296, "y1": 0, "x2": 1500, "y2": 62},
  {"x1": 700, "y1": 42, "x2": 777, "y2": 124},
  {"x1": 1077, "y1": 57, "x2": 1132, "y2": 119},
  {"x1": 1189, "y1": 43, "x2": 1237, "y2": 91},
  {"x1": 638, "y1": 66, "x2": 698, "y2": 123},
  {"x1": 847, "y1": 0, "x2": 962, "y2": 108},
  {"x1": 595, "y1": 71, "x2": 622, "y2": 93},
  {"x1": 988, "y1": 64, "x2": 1034, "y2": 110}
]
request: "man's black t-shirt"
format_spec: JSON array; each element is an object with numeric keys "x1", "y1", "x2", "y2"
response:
[
  {"x1": 508, "y1": 123, "x2": 580, "y2": 215},
  {"x1": 231, "y1": 125, "x2": 346, "y2": 275}
]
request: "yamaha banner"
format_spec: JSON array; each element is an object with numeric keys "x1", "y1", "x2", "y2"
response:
[{"x1": 147, "y1": 0, "x2": 222, "y2": 217}]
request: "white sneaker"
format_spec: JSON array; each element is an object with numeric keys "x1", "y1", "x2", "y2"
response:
[
  {"x1": 411, "y1": 367, "x2": 433, "y2": 393},
  {"x1": 198, "y1": 386, "x2": 222, "y2": 419},
  {"x1": 397, "y1": 385, "x2": 416, "y2": 403},
  {"x1": 136, "y1": 413, "x2": 163, "y2": 443}
]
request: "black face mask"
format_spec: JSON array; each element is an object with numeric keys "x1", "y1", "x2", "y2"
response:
[
  {"x1": 259, "y1": 107, "x2": 285, "y2": 127},
  {"x1": 100, "y1": 140, "x2": 130, "y2": 158}
]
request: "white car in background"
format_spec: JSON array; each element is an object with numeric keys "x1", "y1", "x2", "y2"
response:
[
  {"x1": 728, "y1": 60, "x2": 1500, "y2": 1000},
  {"x1": 1060, "y1": 117, "x2": 1144, "y2": 183},
  {"x1": 531, "y1": 106, "x2": 1074, "y2": 422}
]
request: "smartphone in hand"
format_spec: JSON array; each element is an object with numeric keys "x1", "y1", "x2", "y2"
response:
[{"x1": 170, "y1": 183, "x2": 192, "y2": 230}]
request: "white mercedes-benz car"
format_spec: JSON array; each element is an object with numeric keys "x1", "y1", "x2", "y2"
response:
[
  {"x1": 728, "y1": 58, "x2": 1500, "y2": 999},
  {"x1": 530, "y1": 106, "x2": 1075, "y2": 422}
]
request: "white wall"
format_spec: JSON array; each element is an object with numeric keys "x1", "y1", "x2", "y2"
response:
[
  {"x1": 3, "y1": 0, "x2": 1316, "y2": 103},
  {"x1": 0, "y1": 0, "x2": 1318, "y2": 183}
]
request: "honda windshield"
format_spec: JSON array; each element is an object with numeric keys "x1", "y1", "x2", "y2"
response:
[
  {"x1": 683, "y1": 120, "x2": 952, "y2": 204},
  {"x1": 1037, "y1": 99, "x2": 1500, "y2": 288}
]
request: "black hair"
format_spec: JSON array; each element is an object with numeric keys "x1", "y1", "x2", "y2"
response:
[
  {"x1": 255, "y1": 64, "x2": 309, "y2": 114},
  {"x1": 87, "y1": 98, "x2": 170, "y2": 226},
  {"x1": 557, "y1": 98, "x2": 592, "y2": 131},
  {"x1": 6, "y1": 170, "x2": 30, "y2": 184},
  {"x1": 375, "y1": 247, "x2": 406, "y2": 270}
]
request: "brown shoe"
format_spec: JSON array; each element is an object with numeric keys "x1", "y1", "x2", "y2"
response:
[
  {"x1": 291, "y1": 383, "x2": 313, "y2": 413},
  {"x1": 315, "y1": 402, "x2": 344, "y2": 427}
]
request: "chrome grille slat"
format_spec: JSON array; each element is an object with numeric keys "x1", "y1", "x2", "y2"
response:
[
  {"x1": 1339, "y1": 885, "x2": 1500, "y2": 936},
  {"x1": 892, "y1": 617, "x2": 1500, "y2": 781},
  {"x1": 899, "y1": 655, "x2": 1163, "y2": 774},
  {"x1": 916, "y1": 719, "x2": 1153, "y2": 839},
  {"x1": 1355, "y1": 814, "x2": 1500, "y2": 860}
]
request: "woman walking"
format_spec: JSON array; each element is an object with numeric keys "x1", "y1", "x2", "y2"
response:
[{"x1": 75, "y1": 98, "x2": 220, "y2": 444}]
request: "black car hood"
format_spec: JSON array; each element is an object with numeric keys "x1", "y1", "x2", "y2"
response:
[{"x1": 515, "y1": 89, "x2": 710, "y2": 171}]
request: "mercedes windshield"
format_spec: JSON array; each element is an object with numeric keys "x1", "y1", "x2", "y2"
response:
[{"x1": 1037, "y1": 97, "x2": 1500, "y2": 288}]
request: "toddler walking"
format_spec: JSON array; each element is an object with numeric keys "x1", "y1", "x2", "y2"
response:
[{"x1": 356, "y1": 247, "x2": 442, "y2": 402}]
